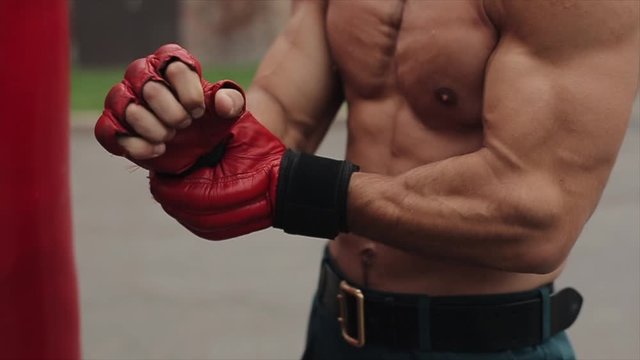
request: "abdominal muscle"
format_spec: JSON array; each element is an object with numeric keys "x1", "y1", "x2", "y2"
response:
[
  {"x1": 329, "y1": 99, "x2": 564, "y2": 296},
  {"x1": 330, "y1": 236, "x2": 564, "y2": 296},
  {"x1": 323, "y1": 0, "x2": 562, "y2": 296}
]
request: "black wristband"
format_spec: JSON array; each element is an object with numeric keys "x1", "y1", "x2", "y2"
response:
[{"x1": 273, "y1": 150, "x2": 359, "y2": 239}]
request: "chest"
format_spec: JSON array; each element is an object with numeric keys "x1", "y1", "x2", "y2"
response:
[{"x1": 326, "y1": 0, "x2": 498, "y2": 126}]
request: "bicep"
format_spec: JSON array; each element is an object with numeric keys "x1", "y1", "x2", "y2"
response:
[
  {"x1": 248, "y1": 0, "x2": 343, "y2": 151},
  {"x1": 480, "y1": 11, "x2": 639, "y2": 239}
]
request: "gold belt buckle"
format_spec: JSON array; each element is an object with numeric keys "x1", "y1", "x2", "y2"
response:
[{"x1": 337, "y1": 280, "x2": 366, "y2": 347}]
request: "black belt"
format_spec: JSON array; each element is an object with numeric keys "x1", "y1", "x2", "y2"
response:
[{"x1": 318, "y1": 260, "x2": 583, "y2": 353}]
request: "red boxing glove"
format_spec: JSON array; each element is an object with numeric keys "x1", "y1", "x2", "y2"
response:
[
  {"x1": 94, "y1": 44, "x2": 243, "y2": 174},
  {"x1": 149, "y1": 108, "x2": 360, "y2": 240},
  {"x1": 95, "y1": 44, "x2": 359, "y2": 240},
  {"x1": 149, "y1": 112, "x2": 284, "y2": 239}
]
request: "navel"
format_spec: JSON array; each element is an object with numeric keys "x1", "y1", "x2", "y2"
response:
[
  {"x1": 360, "y1": 245, "x2": 377, "y2": 288},
  {"x1": 435, "y1": 87, "x2": 458, "y2": 107}
]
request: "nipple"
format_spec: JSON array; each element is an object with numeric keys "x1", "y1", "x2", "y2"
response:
[{"x1": 435, "y1": 87, "x2": 458, "y2": 107}]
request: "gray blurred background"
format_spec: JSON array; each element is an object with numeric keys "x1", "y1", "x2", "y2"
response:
[
  {"x1": 70, "y1": 1, "x2": 640, "y2": 359},
  {"x1": 72, "y1": 0, "x2": 288, "y2": 67}
]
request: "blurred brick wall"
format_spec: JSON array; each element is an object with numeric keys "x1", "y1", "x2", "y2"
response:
[
  {"x1": 72, "y1": 0, "x2": 179, "y2": 66},
  {"x1": 180, "y1": 0, "x2": 290, "y2": 66},
  {"x1": 72, "y1": 0, "x2": 289, "y2": 67}
]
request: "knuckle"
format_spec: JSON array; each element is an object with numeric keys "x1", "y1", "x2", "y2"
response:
[
  {"x1": 153, "y1": 44, "x2": 202, "y2": 76},
  {"x1": 96, "y1": 113, "x2": 128, "y2": 156},
  {"x1": 105, "y1": 82, "x2": 134, "y2": 117},
  {"x1": 124, "y1": 105, "x2": 156, "y2": 134},
  {"x1": 124, "y1": 107, "x2": 169, "y2": 142},
  {"x1": 142, "y1": 81, "x2": 165, "y2": 102},
  {"x1": 155, "y1": 43, "x2": 186, "y2": 56},
  {"x1": 165, "y1": 110, "x2": 191, "y2": 127},
  {"x1": 165, "y1": 61, "x2": 190, "y2": 79},
  {"x1": 124, "y1": 104, "x2": 141, "y2": 124},
  {"x1": 181, "y1": 93, "x2": 204, "y2": 110},
  {"x1": 118, "y1": 137, "x2": 138, "y2": 153},
  {"x1": 122, "y1": 140, "x2": 154, "y2": 160},
  {"x1": 124, "y1": 58, "x2": 147, "y2": 76},
  {"x1": 106, "y1": 83, "x2": 126, "y2": 102},
  {"x1": 229, "y1": 89, "x2": 245, "y2": 105},
  {"x1": 124, "y1": 58, "x2": 150, "y2": 87},
  {"x1": 222, "y1": 89, "x2": 245, "y2": 109},
  {"x1": 145, "y1": 125, "x2": 170, "y2": 143}
]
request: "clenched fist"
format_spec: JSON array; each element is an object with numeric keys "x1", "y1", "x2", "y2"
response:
[
  {"x1": 96, "y1": 44, "x2": 359, "y2": 241},
  {"x1": 95, "y1": 44, "x2": 246, "y2": 174}
]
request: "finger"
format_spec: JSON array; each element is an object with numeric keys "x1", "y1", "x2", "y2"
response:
[
  {"x1": 214, "y1": 89, "x2": 245, "y2": 119},
  {"x1": 142, "y1": 81, "x2": 192, "y2": 129},
  {"x1": 117, "y1": 136, "x2": 166, "y2": 160},
  {"x1": 164, "y1": 61, "x2": 205, "y2": 118},
  {"x1": 125, "y1": 103, "x2": 176, "y2": 143}
]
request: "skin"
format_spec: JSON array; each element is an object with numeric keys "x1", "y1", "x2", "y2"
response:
[{"x1": 119, "y1": 0, "x2": 639, "y2": 296}]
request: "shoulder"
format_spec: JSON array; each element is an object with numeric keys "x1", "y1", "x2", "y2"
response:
[{"x1": 484, "y1": 0, "x2": 639, "y2": 54}]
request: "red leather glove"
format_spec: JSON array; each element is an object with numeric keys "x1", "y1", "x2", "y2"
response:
[
  {"x1": 149, "y1": 107, "x2": 360, "y2": 240},
  {"x1": 149, "y1": 112, "x2": 285, "y2": 239},
  {"x1": 94, "y1": 44, "x2": 243, "y2": 174},
  {"x1": 95, "y1": 44, "x2": 359, "y2": 240}
]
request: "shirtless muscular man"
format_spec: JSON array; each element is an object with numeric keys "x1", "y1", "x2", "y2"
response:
[{"x1": 95, "y1": 1, "x2": 639, "y2": 359}]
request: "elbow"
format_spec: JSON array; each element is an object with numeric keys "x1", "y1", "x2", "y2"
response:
[
  {"x1": 502, "y1": 193, "x2": 573, "y2": 274},
  {"x1": 515, "y1": 235, "x2": 570, "y2": 274},
  {"x1": 509, "y1": 213, "x2": 578, "y2": 274}
]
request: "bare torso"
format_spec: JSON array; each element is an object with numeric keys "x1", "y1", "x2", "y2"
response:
[{"x1": 326, "y1": 0, "x2": 561, "y2": 295}]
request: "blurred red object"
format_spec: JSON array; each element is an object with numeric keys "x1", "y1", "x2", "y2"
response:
[{"x1": 0, "y1": 0, "x2": 80, "y2": 358}]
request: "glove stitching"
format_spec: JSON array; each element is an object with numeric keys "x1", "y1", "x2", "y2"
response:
[
  {"x1": 162, "y1": 192, "x2": 268, "y2": 216},
  {"x1": 190, "y1": 215, "x2": 271, "y2": 236},
  {"x1": 163, "y1": 165, "x2": 277, "y2": 185},
  {"x1": 168, "y1": 196, "x2": 272, "y2": 234}
]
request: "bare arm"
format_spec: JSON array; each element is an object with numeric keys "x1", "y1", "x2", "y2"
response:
[
  {"x1": 347, "y1": 0, "x2": 639, "y2": 274},
  {"x1": 112, "y1": 0, "x2": 338, "y2": 160},
  {"x1": 248, "y1": 0, "x2": 343, "y2": 152}
]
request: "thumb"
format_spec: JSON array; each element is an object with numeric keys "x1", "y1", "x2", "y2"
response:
[{"x1": 214, "y1": 89, "x2": 245, "y2": 119}]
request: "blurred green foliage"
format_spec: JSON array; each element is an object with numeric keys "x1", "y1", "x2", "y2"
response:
[{"x1": 71, "y1": 65, "x2": 257, "y2": 111}]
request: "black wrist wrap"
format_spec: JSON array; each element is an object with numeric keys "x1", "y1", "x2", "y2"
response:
[{"x1": 273, "y1": 150, "x2": 359, "y2": 239}]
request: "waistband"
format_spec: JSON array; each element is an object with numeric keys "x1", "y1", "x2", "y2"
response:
[{"x1": 317, "y1": 246, "x2": 583, "y2": 352}]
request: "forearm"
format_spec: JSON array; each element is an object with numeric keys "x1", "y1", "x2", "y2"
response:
[
  {"x1": 246, "y1": 83, "x2": 341, "y2": 152},
  {"x1": 246, "y1": 85, "x2": 291, "y2": 145},
  {"x1": 244, "y1": 0, "x2": 343, "y2": 152},
  {"x1": 347, "y1": 149, "x2": 571, "y2": 274}
]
